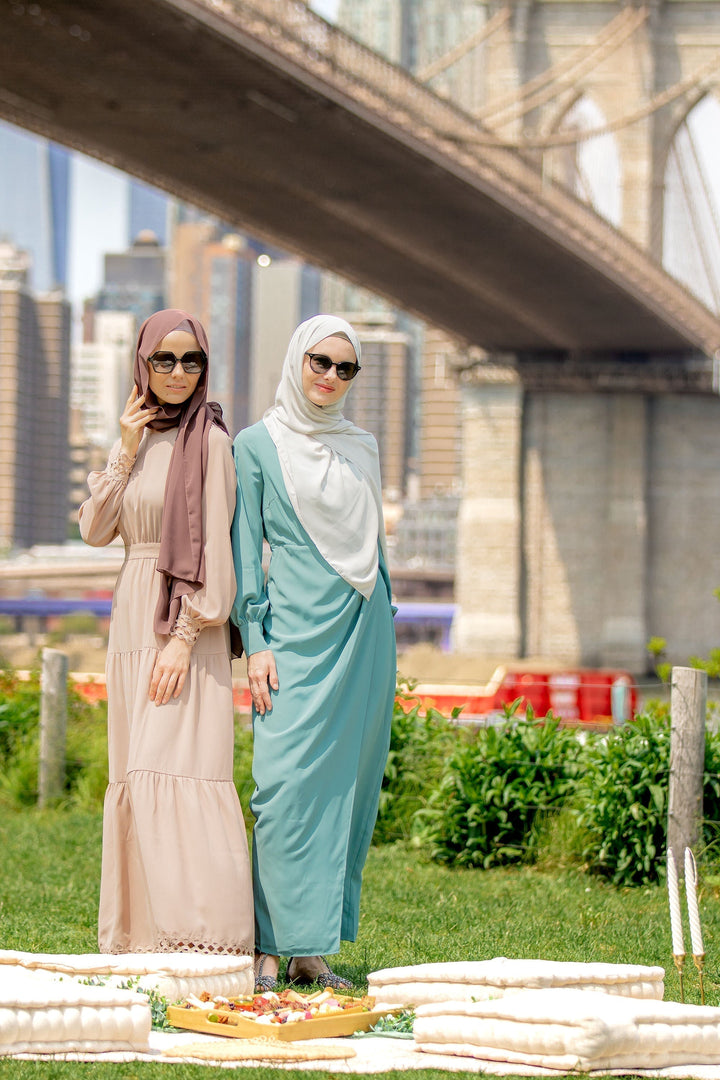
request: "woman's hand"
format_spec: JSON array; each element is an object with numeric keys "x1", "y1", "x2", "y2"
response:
[
  {"x1": 149, "y1": 637, "x2": 192, "y2": 706},
  {"x1": 247, "y1": 650, "x2": 279, "y2": 715},
  {"x1": 120, "y1": 385, "x2": 158, "y2": 460}
]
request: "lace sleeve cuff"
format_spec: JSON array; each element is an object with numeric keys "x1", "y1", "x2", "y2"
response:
[
  {"x1": 106, "y1": 450, "x2": 135, "y2": 485},
  {"x1": 171, "y1": 611, "x2": 203, "y2": 647}
]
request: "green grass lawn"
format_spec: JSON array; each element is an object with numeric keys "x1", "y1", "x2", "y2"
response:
[{"x1": 0, "y1": 808, "x2": 717, "y2": 1079}]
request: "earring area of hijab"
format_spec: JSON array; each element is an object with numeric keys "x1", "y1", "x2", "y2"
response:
[{"x1": 305, "y1": 351, "x2": 361, "y2": 381}]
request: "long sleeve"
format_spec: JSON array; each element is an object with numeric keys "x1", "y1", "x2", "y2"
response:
[
  {"x1": 78, "y1": 441, "x2": 133, "y2": 548},
  {"x1": 173, "y1": 426, "x2": 238, "y2": 642},
  {"x1": 230, "y1": 431, "x2": 270, "y2": 656}
]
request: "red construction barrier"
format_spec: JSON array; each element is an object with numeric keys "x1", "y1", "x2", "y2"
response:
[
  {"x1": 68, "y1": 668, "x2": 637, "y2": 726},
  {"x1": 397, "y1": 668, "x2": 637, "y2": 726}
]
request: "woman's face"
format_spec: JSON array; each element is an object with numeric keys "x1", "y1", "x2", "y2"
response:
[
  {"x1": 146, "y1": 329, "x2": 203, "y2": 406},
  {"x1": 301, "y1": 335, "x2": 357, "y2": 408}
]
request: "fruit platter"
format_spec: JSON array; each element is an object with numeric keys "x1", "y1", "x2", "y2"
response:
[{"x1": 167, "y1": 988, "x2": 400, "y2": 1042}]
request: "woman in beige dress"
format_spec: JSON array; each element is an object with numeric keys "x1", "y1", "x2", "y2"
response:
[{"x1": 79, "y1": 308, "x2": 253, "y2": 955}]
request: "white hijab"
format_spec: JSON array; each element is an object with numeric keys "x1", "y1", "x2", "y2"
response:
[{"x1": 263, "y1": 314, "x2": 386, "y2": 600}]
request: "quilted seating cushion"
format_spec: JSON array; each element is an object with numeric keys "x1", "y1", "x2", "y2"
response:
[
  {"x1": 413, "y1": 988, "x2": 720, "y2": 1071},
  {"x1": 0, "y1": 951, "x2": 254, "y2": 1002},
  {"x1": 0, "y1": 968, "x2": 150, "y2": 1056},
  {"x1": 368, "y1": 957, "x2": 664, "y2": 1008}
]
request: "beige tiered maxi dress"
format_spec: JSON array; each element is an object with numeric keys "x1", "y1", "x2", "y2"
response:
[{"x1": 79, "y1": 425, "x2": 253, "y2": 955}]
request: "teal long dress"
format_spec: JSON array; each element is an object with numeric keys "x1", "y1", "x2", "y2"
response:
[{"x1": 231, "y1": 421, "x2": 396, "y2": 957}]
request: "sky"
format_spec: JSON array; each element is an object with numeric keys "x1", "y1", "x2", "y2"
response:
[
  {"x1": 308, "y1": 0, "x2": 340, "y2": 20},
  {"x1": 68, "y1": 156, "x2": 128, "y2": 311}
]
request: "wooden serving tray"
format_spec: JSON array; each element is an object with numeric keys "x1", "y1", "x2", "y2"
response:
[{"x1": 166, "y1": 1003, "x2": 400, "y2": 1042}]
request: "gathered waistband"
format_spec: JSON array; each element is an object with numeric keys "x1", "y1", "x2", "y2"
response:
[{"x1": 125, "y1": 542, "x2": 161, "y2": 560}]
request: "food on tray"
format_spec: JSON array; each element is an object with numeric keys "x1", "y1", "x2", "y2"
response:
[{"x1": 176, "y1": 988, "x2": 375, "y2": 1026}]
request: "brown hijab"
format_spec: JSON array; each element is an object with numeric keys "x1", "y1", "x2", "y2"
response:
[{"x1": 133, "y1": 308, "x2": 228, "y2": 636}]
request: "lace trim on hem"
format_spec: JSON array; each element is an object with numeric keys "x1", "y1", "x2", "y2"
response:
[
  {"x1": 171, "y1": 611, "x2": 203, "y2": 646},
  {"x1": 103, "y1": 941, "x2": 253, "y2": 956},
  {"x1": 106, "y1": 451, "x2": 135, "y2": 484}
]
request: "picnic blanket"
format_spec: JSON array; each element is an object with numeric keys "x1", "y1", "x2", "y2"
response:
[{"x1": 2, "y1": 955, "x2": 720, "y2": 1076}]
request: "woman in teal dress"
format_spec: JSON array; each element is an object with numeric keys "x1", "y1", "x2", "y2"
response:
[{"x1": 231, "y1": 314, "x2": 396, "y2": 991}]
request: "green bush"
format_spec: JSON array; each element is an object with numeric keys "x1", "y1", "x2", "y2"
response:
[
  {"x1": 46, "y1": 612, "x2": 103, "y2": 645},
  {"x1": 0, "y1": 670, "x2": 40, "y2": 763},
  {"x1": 700, "y1": 725, "x2": 720, "y2": 856},
  {"x1": 373, "y1": 677, "x2": 457, "y2": 844},
  {"x1": 0, "y1": 669, "x2": 109, "y2": 808},
  {"x1": 573, "y1": 714, "x2": 670, "y2": 885},
  {"x1": 416, "y1": 706, "x2": 584, "y2": 868}
]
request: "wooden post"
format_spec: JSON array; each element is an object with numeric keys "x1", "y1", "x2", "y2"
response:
[
  {"x1": 668, "y1": 666, "x2": 706, "y2": 859},
  {"x1": 38, "y1": 648, "x2": 68, "y2": 807}
]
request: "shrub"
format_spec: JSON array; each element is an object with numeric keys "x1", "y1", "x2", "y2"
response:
[
  {"x1": 46, "y1": 611, "x2": 104, "y2": 646},
  {"x1": 373, "y1": 678, "x2": 457, "y2": 845},
  {"x1": 0, "y1": 669, "x2": 109, "y2": 808},
  {"x1": 573, "y1": 713, "x2": 670, "y2": 886},
  {"x1": 700, "y1": 725, "x2": 720, "y2": 856},
  {"x1": 417, "y1": 706, "x2": 584, "y2": 868},
  {"x1": 0, "y1": 669, "x2": 40, "y2": 763}
]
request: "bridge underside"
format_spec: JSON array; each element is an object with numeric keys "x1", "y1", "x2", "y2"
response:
[{"x1": 0, "y1": 0, "x2": 716, "y2": 353}]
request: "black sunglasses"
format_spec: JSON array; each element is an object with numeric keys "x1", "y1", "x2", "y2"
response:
[
  {"x1": 305, "y1": 351, "x2": 361, "y2": 381},
  {"x1": 147, "y1": 350, "x2": 207, "y2": 374}
]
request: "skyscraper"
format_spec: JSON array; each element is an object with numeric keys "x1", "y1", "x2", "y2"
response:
[
  {"x1": 250, "y1": 257, "x2": 321, "y2": 422},
  {"x1": 0, "y1": 241, "x2": 71, "y2": 548},
  {"x1": 169, "y1": 222, "x2": 256, "y2": 434},
  {"x1": 71, "y1": 310, "x2": 135, "y2": 450},
  {"x1": 0, "y1": 120, "x2": 71, "y2": 292},
  {"x1": 340, "y1": 317, "x2": 413, "y2": 501},
  {"x1": 94, "y1": 230, "x2": 166, "y2": 334},
  {"x1": 129, "y1": 178, "x2": 169, "y2": 247}
]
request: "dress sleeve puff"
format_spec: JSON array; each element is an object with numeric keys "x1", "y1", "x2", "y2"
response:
[
  {"x1": 172, "y1": 425, "x2": 238, "y2": 643},
  {"x1": 230, "y1": 430, "x2": 270, "y2": 656},
  {"x1": 78, "y1": 440, "x2": 134, "y2": 548}
]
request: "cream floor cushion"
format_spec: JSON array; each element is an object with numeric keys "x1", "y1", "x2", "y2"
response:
[
  {"x1": 0, "y1": 951, "x2": 254, "y2": 1002},
  {"x1": 0, "y1": 967, "x2": 150, "y2": 1056},
  {"x1": 413, "y1": 988, "x2": 720, "y2": 1071},
  {"x1": 368, "y1": 958, "x2": 664, "y2": 1008}
]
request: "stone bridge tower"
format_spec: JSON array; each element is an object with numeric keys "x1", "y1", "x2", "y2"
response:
[{"x1": 412, "y1": 0, "x2": 720, "y2": 668}]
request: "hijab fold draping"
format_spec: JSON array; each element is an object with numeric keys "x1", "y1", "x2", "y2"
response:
[
  {"x1": 132, "y1": 308, "x2": 228, "y2": 636},
  {"x1": 263, "y1": 314, "x2": 386, "y2": 600}
]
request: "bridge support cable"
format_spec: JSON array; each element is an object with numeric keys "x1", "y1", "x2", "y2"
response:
[
  {"x1": 670, "y1": 125, "x2": 720, "y2": 313},
  {"x1": 685, "y1": 119, "x2": 720, "y2": 290},
  {"x1": 417, "y1": 7, "x2": 510, "y2": 85},
  {"x1": 570, "y1": 155, "x2": 600, "y2": 219},
  {"x1": 476, "y1": 6, "x2": 647, "y2": 127},
  {"x1": 677, "y1": 124, "x2": 720, "y2": 315},
  {"x1": 468, "y1": 50, "x2": 720, "y2": 149}
]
